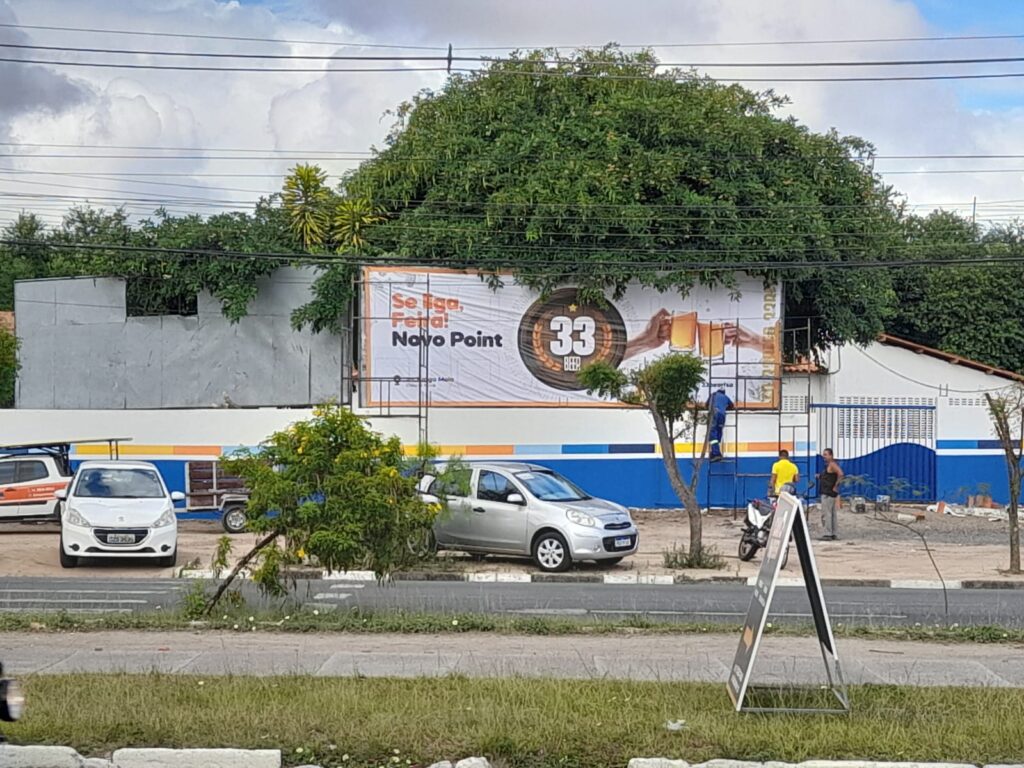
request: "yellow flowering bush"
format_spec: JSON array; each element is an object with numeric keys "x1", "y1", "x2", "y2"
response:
[{"x1": 207, "y1": 404, "x2": 435, "y2": 609}]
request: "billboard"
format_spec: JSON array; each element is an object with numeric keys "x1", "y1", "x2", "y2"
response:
[{"x1": 361, "y1": 267, "x2": 782, "y2": 408}]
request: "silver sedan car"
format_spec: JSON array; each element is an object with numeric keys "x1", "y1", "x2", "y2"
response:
[{"x1": 418, "y1": 462, "x2": 639, "y2": 572}]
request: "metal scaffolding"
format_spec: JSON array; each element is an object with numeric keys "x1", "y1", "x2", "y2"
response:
[
  {"x1": 349, "y1": 271, "x2": 432, "y2": 447},
  {"x1": 703, "y1": 318, "x2": 816, "y2": 513}
]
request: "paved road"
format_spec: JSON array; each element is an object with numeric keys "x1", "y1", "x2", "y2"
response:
[
  {"x1": 1, "y1": 576, "x2": 1022, "y2": 628},
  {"x1": 3, "y1": 630, "x2": 1023, "y2": 688}
]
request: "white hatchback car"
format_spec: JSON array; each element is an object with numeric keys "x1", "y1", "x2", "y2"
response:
[{"x1": 56, "y1": 461, "x2": 182, "y2": 568}]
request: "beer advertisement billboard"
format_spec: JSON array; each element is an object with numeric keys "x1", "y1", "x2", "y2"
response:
[{"x1": 361, "y1": 267, "x2": 782, "y2": 408}]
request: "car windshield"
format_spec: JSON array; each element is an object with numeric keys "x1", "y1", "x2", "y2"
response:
[
  {"x1": 514, "y1": 470, "x2": 590, "y2": 502},
  {"x1": 74, "y1": 468, "x2": 165, "y2": 499}
]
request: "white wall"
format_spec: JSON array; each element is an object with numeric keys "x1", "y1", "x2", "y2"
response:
[
  {"x1": 824, "y1": 343, "x2": 1013, "y2": 441},
  {"x1": 5, "y1": 340, "x2": 1009, "y2": 453}
]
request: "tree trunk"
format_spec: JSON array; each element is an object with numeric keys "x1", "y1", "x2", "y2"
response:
[
  {"x1": 651, "y1": 409, "x2": 703, "y2": 557},
  {"x1": 984, "y1": 393, "x2": 1022, "y2": 574},
  {"x1": 203, "y1": 531, "x2": 279, "y2": 615},
  {"x1": 1013, "y1": 407, "x2": 1023, "y2": 574},
  {"x1": 1009, "y1": 469, "x2": 1021, "y2": 574}
]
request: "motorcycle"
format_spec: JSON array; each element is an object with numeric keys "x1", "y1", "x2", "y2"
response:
[{"x1": 737, "y1": 484, "x2": 808, "y2": 567}]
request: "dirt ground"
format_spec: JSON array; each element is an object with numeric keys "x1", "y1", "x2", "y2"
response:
[
  {"x1": 0, "y1": 520, "x2": 253, "y2": 579},
  {"x1": 0, "y1": 503, "x2": 1020, "y2": 582}
]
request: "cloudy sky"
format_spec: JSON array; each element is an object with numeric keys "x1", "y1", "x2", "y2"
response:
[{"x1": 2, "y1": 0, "x2": 1024, "y2": 228}]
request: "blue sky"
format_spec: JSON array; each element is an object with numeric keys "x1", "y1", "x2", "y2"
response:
[
  {"x1": 915, "y1": 0, "x2": 1024, "y2": 32},
  {"x1": 912, "y1": 0, "x2": 1024, "y2": 112}
]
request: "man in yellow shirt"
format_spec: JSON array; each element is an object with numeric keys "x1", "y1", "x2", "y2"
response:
[{"x1": 770, "y1": 449, "x2": 800, "y2": 496}]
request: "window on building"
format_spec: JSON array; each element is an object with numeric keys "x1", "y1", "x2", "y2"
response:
[{"x1": 126, "y1": 279, "x2": 198, "y2": 318}]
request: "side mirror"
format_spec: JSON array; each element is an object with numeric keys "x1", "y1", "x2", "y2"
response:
[
  {"x1": 170, "y1": 491, "x2": 186, "y2": 502},
  {"x1": 421, "y1": 493, "x2": 441, "y2": 505},
  {"x1": 54, "y1": 488, "x2": 67, "y2": 501},
  {"x1": 506, "y1": 493, "x2": 525, "y2": 506}
]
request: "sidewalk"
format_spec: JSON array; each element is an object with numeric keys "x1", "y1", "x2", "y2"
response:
[{"x1": 4, "y1": 630, "x2": 1024, "y2": 687}]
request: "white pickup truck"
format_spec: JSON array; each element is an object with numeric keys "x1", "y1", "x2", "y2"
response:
[{"x1": 0, "y1": 439, "x2": 129, "y2": 523}]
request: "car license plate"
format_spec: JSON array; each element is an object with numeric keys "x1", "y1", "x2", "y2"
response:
[
  {"x1": 107, "y1": 533, "x2": 135, "y2": 544},
  {"x1": 614, "y1": 536, "x2": 632, "y2": 548}
]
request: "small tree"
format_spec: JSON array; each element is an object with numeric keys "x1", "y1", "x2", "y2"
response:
[
  {"x1": 0, "y1": 327, "x2": 18, "y2": 408},
  {"x1": 203, "y1": 404, "x2": 436, "y2": 612},
  {"x1": 984, "y1": 387, "x2": 1023, "y2": 574},
  {"x1": 579, "y1": 353, "x2": 708, "y2": 557}
]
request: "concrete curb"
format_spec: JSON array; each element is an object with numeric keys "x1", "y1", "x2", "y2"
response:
[
  {"x1": 627, "y1": 761, "x2": 1020, "y2": 768},
  {"x1": 175, "y1": 569, "x2": 1024, "y2": 590},
  {"x1": 0, "y1": 746, "x2": 283, "y2": 767},
  {"x1": 2, "y1": 750, "x2": 1017, "y2": 768}
]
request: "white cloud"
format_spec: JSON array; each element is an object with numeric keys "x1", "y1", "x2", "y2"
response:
[{"x1": 2, "y1": 0, "x2": 1024, "y2": 227}]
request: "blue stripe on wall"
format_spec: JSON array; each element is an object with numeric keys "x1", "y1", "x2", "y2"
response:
[
  {"x1": 608, "y1": 443, "x2": 656, "y2": 454},
  {"x1": 72, "y1": 449, "x2": 1022, "y2": 511},
  {"x1": 937, "y1": 440, "x2": 978, "y2": 449},
  {"x1": 937, "y1": 439, "x2": 1007, "y2": 450},
  {"x1": 561, "y1": 444, "x2": 607, "y2": 454}
]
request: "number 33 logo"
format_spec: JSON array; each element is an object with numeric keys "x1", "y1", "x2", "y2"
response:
[{"x1": 549, "y1": 315, "x2": 596, "y2": 356}]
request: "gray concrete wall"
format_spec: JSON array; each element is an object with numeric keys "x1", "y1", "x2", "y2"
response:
[{"x1": 14, "y1": 268, "x2": 346, "y2": 409}]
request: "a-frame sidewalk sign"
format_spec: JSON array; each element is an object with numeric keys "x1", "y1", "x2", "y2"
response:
[{"x1": 726, "y1": 491, "x2": 850, "y2": 714}]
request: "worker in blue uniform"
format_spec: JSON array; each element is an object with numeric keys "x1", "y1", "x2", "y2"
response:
[{"x1": 708, "y1": 386, "x2": 733, "y2": 462}]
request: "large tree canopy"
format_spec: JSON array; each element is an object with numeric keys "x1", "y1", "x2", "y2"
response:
[
  {"x1": 0, "y1": 201, "x2": 297, "y2": 319},
  {"x1": 891, "y1": 211, "x2": 1024, "y2": 373},
  {"x1": 319, "y1": 46, "x2": 903, "y2": 350}
]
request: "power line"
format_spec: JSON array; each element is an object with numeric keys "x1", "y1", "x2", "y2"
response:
[
  {"x1": 8, "y1": 21, "x2": 1024, "y2": 52},
  {"x1": 11, "y1": 41, "x2": 1024, "y2": 68},
  {"x1": 0, "y1": 22, "x2": 446, "y2": 51},
  {"x1": 0, "y1": 56, "x2": 448, "y2": 73},
  {"x1": 0, "y1": 41, "x2": 456, "y2": 62},
  {"x1": 451, "y1": 66, "x2": 1024, "y2": 84},
  {"x1": 7, "y1": 52, "x2": 1024, "y2": 82},
  {"x1": 464, "y1": 32, "x2": 1024, "y2": 51},
  {"x1": 0, "y1": 186, "x2": 1013, "y2": 213},
  {"x1": 0, "y1": 170, "x2": 278, "y2": 196},
  {"x1": 0, "y1": 153, "x2": 365, "y2": 160},
  {"x1": 0, "y1": 141, "x2": 372, "y2": 156},
  {"x1": 11, "y1": 140, "x2": 1024, "y2": 161},
  {"x1": 5, "y1": 238, "x2": 1024, "y2": 268}
]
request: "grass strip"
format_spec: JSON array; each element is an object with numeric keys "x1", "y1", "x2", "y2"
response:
[
  {"x1": 6, "y1": 675, "x2": 1024, "y2": 767},
  {"x1": 1, "y1": 607, "x2": 1022, "y2": 644}
]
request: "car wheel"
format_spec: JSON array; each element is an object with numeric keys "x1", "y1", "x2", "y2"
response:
[
  {"x1": 58, "y1": 534, "x2": 77, "y2": 569},
  {"x1": 158, "y1": 548, "x2": 178, "y2": 568},
  {"x1": 738, "y1": 538, "x2": 758, "y2": 562},
  {"x1": 406, "y1": 529, "x2": 437, "y2": 559},
  {"x1": 221, "y1": 505, "x2": 247, "y2": 534},
  {"x1": 533, "y1": 531, "x2": 571, "y2": 573}
]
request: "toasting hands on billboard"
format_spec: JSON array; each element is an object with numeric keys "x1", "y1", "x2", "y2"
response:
[
  {"x1": 624, "y1": 311, "x2": 765, "y2": 362},
  {"x1": 722, "y1": 323, "x2": 764, "y2": 350},
  {"x1": 623, "y1": 309, "x2": 672, "y2": 360}
]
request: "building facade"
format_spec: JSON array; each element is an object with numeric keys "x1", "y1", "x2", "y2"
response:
[
  {"x1": 4, "y1": 269, "x2": 1020, "y2": 512},
  {"x1": 1, "y1": 334, "x2": 1019, "y2": 512}
]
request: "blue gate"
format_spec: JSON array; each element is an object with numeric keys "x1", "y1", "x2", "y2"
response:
[{"x1": 813, "y1": 403, "x2": 937, "y2": 502}]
